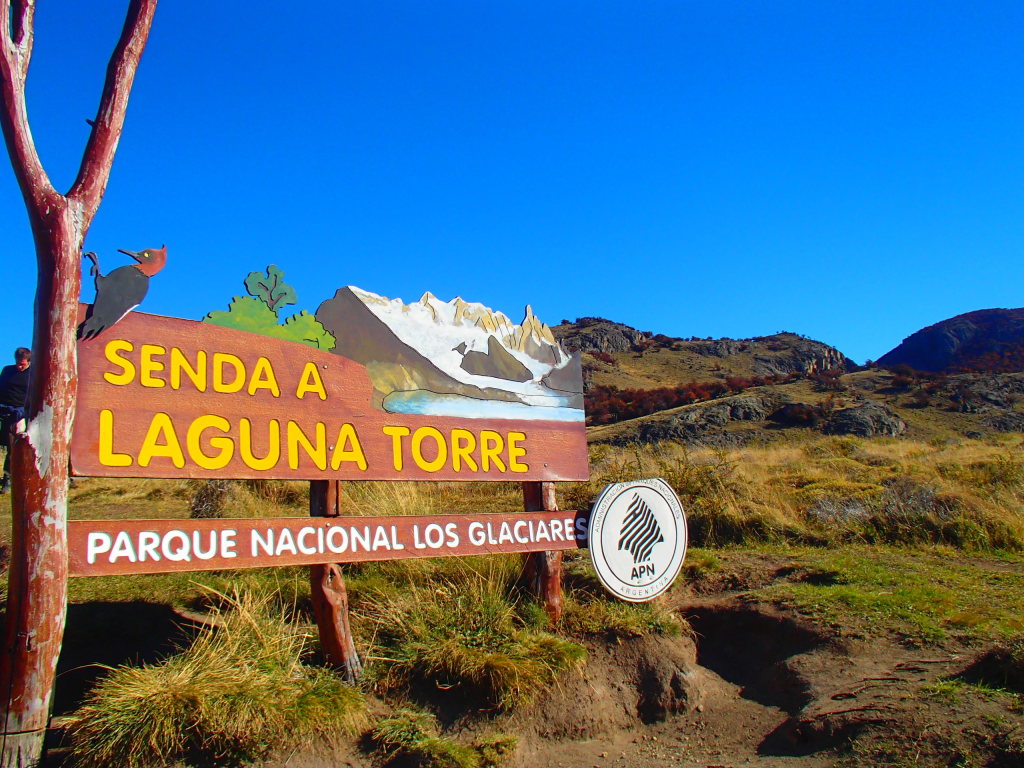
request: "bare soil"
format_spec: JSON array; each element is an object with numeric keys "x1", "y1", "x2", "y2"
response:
[{"x1": 504, "y1": 551, "x2": 1022, "y2": 768}]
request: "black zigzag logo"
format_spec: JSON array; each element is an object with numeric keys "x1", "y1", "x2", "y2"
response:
[{"x1": 617, "y1": 493, "x2": 664, "y2": 564}]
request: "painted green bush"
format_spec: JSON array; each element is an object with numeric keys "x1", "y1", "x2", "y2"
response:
[{"x1": 204, "y1": 265, "x2": 336, "y2": 351}]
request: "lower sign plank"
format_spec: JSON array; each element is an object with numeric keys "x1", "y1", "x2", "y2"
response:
[{"x1": 68, "y1": 511, "x2": 589, "y2": 576}]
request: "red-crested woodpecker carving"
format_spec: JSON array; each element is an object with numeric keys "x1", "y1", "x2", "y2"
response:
[{"x1": 0, "y1": 2, "x2": 158, "y2": 766}]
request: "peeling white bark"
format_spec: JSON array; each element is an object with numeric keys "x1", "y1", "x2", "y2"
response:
[{"x1": 23, "y1": 404, "x2": 53, "y2": 478}]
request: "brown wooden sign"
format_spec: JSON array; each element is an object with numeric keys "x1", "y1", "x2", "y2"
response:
[
  {"x1": 68, "y1": 510, "x2": 588, "y2": 576},
  {"x1": 71, "y1": 306, "x2": 589, "y2": 482}
]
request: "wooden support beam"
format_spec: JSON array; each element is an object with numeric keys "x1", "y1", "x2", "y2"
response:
[
  {"x1": 308, "y1": 480, "x2": 362, "y2": 683},
  {"x1": 521, "y1": 481, "x2": 563, "y2": 623}
]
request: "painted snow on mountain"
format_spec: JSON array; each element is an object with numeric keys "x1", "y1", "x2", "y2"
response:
[{"x1": 314, "y1": 286, "x2": 584, "y2": 422}]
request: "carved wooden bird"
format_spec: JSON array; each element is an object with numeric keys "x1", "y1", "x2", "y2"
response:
[{"x1": 78, "y1": 246, "x2": 167, "y2": 340}]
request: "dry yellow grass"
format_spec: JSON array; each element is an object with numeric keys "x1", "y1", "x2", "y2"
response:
[{"x1": 563, "y1": 433, "x2": 1024, "y2": 549}]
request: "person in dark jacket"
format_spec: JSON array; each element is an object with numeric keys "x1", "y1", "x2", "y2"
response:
[{"x1": 0, "y1": 347, "x2": 31, "y2": 493}]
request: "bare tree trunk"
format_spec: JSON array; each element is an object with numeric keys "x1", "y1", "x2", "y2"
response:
[
  {"x1": 0, "y1": 3, "x2": 158, "y2": 765},
  {"x1": 1, "y1": 206, "x2": 81, "y2": 765}
]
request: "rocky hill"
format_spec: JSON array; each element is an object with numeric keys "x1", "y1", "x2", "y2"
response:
[
  {"x1": 877, "y1": 307, "x2": 1024, "y2": 373},
  {"x1": 551, "y1": 318, "x2": 854, "y2": 390},
  {"x1": 549, "y1": 317, "x2": 1023, "y2": 447}
]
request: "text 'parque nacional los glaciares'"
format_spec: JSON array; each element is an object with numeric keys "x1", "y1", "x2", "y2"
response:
[
  {"x1": 71, "y1": 268, "x2": 589, "y2": 482},
  {"x1": 69, "y1": 511, "x2": 590, "y2": 576}
]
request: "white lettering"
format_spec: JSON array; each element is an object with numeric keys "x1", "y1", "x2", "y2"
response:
[
  {"x1": 221, "y1": 529, "x2": 237, "y2": 558},
  {"x1": 513, "y1": 520, "x2": 529, "y2": 543},
  {"x1": 275, "y1": 528, "x2": 298, "y2": 556},
  {"x1": 162, "y1": 530, "x2": 190, "y2": 561},
  {"x1": 110, "y1": 531, "x2": 137, "y2": 563},
  {"x1": 87, "y1": 532, "x2": 112, "y2": 564},
  {"x1": 193, "y1": 530, "x2": 217, "y2": 560},
  {"x1": 423, "y1": 523, "x2": 444, "y2": 548},
  {"x1": 297, "y1": 526, "x2": 317, "y2": 555},
  {"x1": 252, "y1": 529, "x2": 274, "y2": 557},
  {"x1": 326, "y1": 525, "x2": 348, "y2": 553},
  {"x1": 444, "y1": 522, "x2": 459, "y2": 547},
  {"x1": 351, "y1": 526, "x2": 370, "y2": 551},
  {"x1": 138, "y1": 531, "x2": 161, "y2": 562}
]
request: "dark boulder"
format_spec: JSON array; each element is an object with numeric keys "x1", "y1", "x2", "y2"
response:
[{"x1": 825, "y1": 401, "x2": 907, "y2": 437}]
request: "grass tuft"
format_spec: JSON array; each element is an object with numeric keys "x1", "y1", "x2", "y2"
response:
[
  {"x1": 67, "y1": 589, "x2": 366, "y2": 768},
  {"x1": 370, "y1": 708, "x2": 517, "y2": 768},
  {"x1": 365, "y1": 574, "x2": 585, "y2": 710}
]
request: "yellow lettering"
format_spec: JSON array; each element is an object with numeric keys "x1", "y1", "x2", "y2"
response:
[
  {"x1": 139, "y1": 344, "x2": 166, "y2": 388},
  {"x1": 239, "y1": 418, "x2": 280, "y2": 471},
  {"x1": 287, "y1": 421, "x2": 327, "y2": 470},
  {"x1": 382, "y1": 425, "x2": 410, "y2": 470},
  {"x1": 450, "y1": 428, "x2": 479, "y2": 472},
  {"x1": 186, "y1": 414, "x2": 234, "y2": 470},
  {"x1": 170, "y1": 348, "x2": 206, "y2": 391},
  {"x1": 137, "y1": 413, "x2": 186, "y2": 468},
  {"x1": 331, "y1": 423, "x2": 367, "y2": 470},
  {"x1": 295, "y1": 362, "x2": 327, "y2": 400},
  {"x1": 97, "y1": 409, "x2": 132, "y2": 466},
  {"x1": 480, "y1": 430, "x2": 507, "y2": 472},
  {"x1": 212, "y1": 353, "x2": 245, "y2": 393},
  {"x1": 102, "y1": 339, "x2": 135, "y2": 385},
  {"x1": 411, "y1": 427, "x2": 447, "y2": 473},
  {"x1": 508, "y1": 431, "x2": 528, "y2": 473},
  {"x1": 247, "y1": 357, "x2": 281, "y2": 397}
]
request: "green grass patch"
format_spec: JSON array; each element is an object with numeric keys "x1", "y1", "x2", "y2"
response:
[
  {"x1": 370, "y1": 708, "x2": 517, "y2": 768},
  {"x1": 562, "y1": 590, "x2": 682, "y2": 639},
  {"x1": 560, "y1": 552, "x2": 684, "y2": 639},
  {"x1": 750, "y1": 546, "x2": 1024, "y2": 644}
]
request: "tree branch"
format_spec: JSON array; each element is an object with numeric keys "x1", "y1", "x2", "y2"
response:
[
  {"x1": 10, "y1": 0, "x2": 35, "y2": 53},
  {"x1": 0, "y1": 0, "x2": 56, "y2": 214},
  {"x1": 67, "y1": 0, "x2": 157, "y2": 224}
]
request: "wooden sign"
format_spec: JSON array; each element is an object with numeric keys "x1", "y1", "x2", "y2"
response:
[
  {"x1": 68, "y1": 510, "x2": 588, "y2": 576},
  {"x1": 71, "y1": 281, "x2": 588, "y2": 481}
]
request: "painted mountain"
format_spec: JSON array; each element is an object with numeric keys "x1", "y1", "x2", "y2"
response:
[
  {"x1": 316, "y1": 287, "x2": 584, "y2": 422},
  {"x1": 877, "y1": 308, "x2": 1024, "y2": 373}
]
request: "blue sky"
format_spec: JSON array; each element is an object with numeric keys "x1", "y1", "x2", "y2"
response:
[{"x1": 2, "y1": 1, "x2": 1022, "y2": 365}]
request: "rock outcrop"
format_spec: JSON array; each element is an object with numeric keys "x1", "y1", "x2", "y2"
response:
[
  {"x1": 600, "y1": 394, "x2": 781, "y2": 446},
  {"x1": 745, "y1": 334, "x2": 854, "y2": 377},
  {"x1": 552, "y1": 317, "x2": 650, "y2": 355},
  {"x1": 824, "y1": 402, "x2": 907, "y2": 438}
]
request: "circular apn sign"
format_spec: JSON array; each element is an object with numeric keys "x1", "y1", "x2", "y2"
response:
[{"x1": 588, "y1": 478, "x2": 687, "y2": 602}]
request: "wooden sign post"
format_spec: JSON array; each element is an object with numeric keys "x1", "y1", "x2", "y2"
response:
[
  {"x1": 309, "y1": 480, "x2": 362, "y2": 682},
  {"x1": 522, "y1": 481, "x2": 564, "y2": 622}
]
